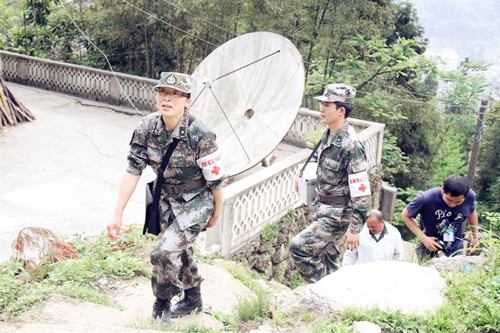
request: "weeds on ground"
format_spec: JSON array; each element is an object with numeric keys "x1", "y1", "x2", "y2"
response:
[
  {"x1": 234, "y1": 288, "x2": 273, "y2": 323},
  {"x1": 341, "y1": 307, "x2": 427, "y2": 332},
  {"x1": 220, "y1": 260, "x2": 266, "y2": 292},
  {"x1": 0, "y1": 225, "x2": 155, "y2": 317},
  {"x1": 309, "y1": 321, "x2": 352, "y2": 333},
  {"x1": 134, "y1": 319, "x2": 224, "y2": 333},
  {"x1": 220, "y1": 260, "x2": 276, "y2": 331}
]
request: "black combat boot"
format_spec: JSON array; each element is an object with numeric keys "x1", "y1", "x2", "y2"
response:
[
  {"x1": 152, "y1": 298, "x2": 171, "y2": 325},
  {"x1": 171, "y1": 286, "x2": 203, "y2": 318}
]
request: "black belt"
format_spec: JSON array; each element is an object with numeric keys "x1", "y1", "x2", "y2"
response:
[
  {"x1": 164, "y1": 179, "x2": 205, "y2": 194},
  {"x1": 317, "y1": 193, "x2": 350, "y2": 205}
]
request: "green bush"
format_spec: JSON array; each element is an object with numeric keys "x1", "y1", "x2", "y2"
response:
[
  {"x1": 391, "y1": 187, "x2": 421, "y2": 241},
  {"x1": 482, "y1": 212, "x2": 500, "y2": 234}
]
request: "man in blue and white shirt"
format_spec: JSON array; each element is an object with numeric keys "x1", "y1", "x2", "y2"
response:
[{"x1": 401, "y1": 174, "x2": 479, "y2": 258}]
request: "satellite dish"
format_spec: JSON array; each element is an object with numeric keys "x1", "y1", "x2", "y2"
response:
[{"x1": 190, "y1": 31, "x2": 305, "y2": 176}]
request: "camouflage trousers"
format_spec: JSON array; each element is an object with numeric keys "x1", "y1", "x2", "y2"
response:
[
  {"x1": 150, "y1": 211, "x2": 206, "y2": 300},
  {"x1": 289, "y1": 204, "x2": 349, "y2": 283}
]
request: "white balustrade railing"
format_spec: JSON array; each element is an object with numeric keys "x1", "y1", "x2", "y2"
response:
[
  {"x1": 0, "y1": 50, "x2": 384, "y2": 257},
  {"x1": 0, "y1": 50, "x2": 156, "y2": 112}
]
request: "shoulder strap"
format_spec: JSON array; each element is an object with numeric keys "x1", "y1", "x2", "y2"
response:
[
  {"x1": 299, "y1": 129, "x2": 328, "y2": 177},
  {"x1": 152, "y1": 114, "x2": 196, "y2": 201},
  {"x1": 152, "y1": 139, "x2": 180, "y2": 205},
  {"x1": 158, "y1": 114, "x2": 195, "y2": 174}
]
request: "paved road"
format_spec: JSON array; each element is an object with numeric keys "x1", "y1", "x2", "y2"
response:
[{"x1": 0, "y1": 83, "x2": 155, "y2": 263}]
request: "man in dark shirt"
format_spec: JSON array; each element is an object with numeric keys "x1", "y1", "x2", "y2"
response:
[{"x1": 401, "y1": 174, "x2": 479, "y2": 257}]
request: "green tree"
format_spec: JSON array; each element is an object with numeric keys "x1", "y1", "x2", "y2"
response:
[
  {"x1": 381, "y1": 132, "x2": 410, "y2": 185},
  {"x1": 306, "y1": 33, "x2": 438, "y2": 188},
  {"x1": 429, "y1": 120, "x2": 468, "y2": 187},
  {"x1": 439, "y1": 59, "x2": 491, "y2": 115},
  {"x1": 385, "y1": 0, "x2": 427, "y2": 54},
  {"x1": 476, "y1": 101, "x2": 500, "y2": 211},
  {"x1": 0, "y1": 0, "x2": 24, "y2": 51},
  {"x1": 14, "y1": 0, "x2": 61, "y2": 56}
]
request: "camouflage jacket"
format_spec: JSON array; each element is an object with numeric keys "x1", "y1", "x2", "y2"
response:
[
  {"x1": 127, "y1": 111, "x2": 226, "y2": 230},
  {"x1": 310, "y1": 122, "x2": 371, "y2": 233}
]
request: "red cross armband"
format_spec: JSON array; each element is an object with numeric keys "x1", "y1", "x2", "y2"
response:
[
  {"x1": 196, "y1": 150, "x2": 225, "y2": 181},
  {"x1": 348, "y1": 171, "x2": 371, "y2": 197}
]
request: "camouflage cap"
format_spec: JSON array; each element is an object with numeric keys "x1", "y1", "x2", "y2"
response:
[
  {"x1": 314, "y1": 83, "x2": 356, "y2": 103},
  {"x1": 154, "y1": 72, "x2": 192, "y2": 94}
]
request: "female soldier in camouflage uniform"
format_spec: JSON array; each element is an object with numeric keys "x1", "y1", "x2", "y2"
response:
[
  {"x1": 107, "y1": 72, "x2": 226, "y2": 325},
  {"x1": 290, "y1": 83, "x2": 371, "y2": 283}
]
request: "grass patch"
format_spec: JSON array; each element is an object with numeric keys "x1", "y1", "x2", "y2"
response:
[
  {"x1": 0, "y1": 225, "x2": 155, "y2": 317},
  {"x1": 219, "y1": 260, "x2": 266, "y2": 292},
  {"x1": 234, "y1": 288, "x2": 273, "y2": 324}
]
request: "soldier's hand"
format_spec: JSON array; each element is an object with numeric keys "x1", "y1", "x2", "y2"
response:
[
  {"x1": 107, "y1": 216, "x2": 122, "y2": 240},
  {"x1": 204, "y1": 216, "x2": 217, "y2": 229},
  {"x1": 343, "y1": 232, "x2": 360, "y2": 251},
  {"x1": 204, "y1": 207, "x2": 222, "y2": 230},
  {"x1": 294, "y1": 177, "x2": 299, "y2": 193}
]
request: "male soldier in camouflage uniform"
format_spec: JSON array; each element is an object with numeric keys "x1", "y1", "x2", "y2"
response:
[
  {"x1": 107, "y1": 72, "x2": 226, "y2": 325},
  {"x1": 290, "y1": 83, "x2": 371, "y2": 282}
]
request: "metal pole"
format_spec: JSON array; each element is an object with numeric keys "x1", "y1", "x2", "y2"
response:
[{"x1": 467, "y1": 100, "x2": 488, "y2": 187}]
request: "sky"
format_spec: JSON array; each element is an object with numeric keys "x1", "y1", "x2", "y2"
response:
[{"x1": 410, "y1": 0, "x2": 500, "y2": 84}]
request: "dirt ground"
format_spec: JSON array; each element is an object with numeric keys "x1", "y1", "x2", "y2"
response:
[{"x1": 0, "y1": 263, "x2": 256, "y2": 333}]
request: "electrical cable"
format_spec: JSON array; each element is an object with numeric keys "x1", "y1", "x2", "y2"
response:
[
  {"x1": 121, "y1": 0, "x2": 217, "y2": 47},
  {"x1": 159, "y1": 0, "x2": 238, "y2": 38},
  {"x1": 61, "y1": 4, "x2": 146, "y2": 115}
]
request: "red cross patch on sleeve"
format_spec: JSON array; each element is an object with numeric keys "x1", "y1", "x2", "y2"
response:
[
  {"x1": 348, "y1": 171, "x2": 371, "y2": 197},
  {"x1": 196, "y1": 150, "x2": 225, "y2": 181}
]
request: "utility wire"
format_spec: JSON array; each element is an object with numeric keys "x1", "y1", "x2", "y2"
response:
[
  {"x1": 121, "y1": 0, "x2": 217, "y2": 47},
  {"x1": 61, "y1": 5, "x2": 145, "y2": 115},
  {"x1": 160, "y1": 0, "x2": 238, "y2": 38}
]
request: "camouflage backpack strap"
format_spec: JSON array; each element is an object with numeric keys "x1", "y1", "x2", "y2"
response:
[
  {"x1": 143, "y1": 137, "x2": 180, "y2": 235},
  {"x1": 188, "y1": 113, "x2": 196, "y2": 126},
  {"x1": 299, "y1": 129, "x2": 328, "y2": 178}
]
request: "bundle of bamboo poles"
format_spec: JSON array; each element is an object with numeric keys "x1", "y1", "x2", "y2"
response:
[{"x1": 0, "y1": 76, "x2": 35, "y2": 127}]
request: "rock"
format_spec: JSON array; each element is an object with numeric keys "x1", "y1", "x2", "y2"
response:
[
  {"x1": 353, "y1": 321, "x2": 382, "y2": 333},
  {"x1": 279, "y1": 286, "x2": 331, "y2": 315},
  {"x1": 271, "y1": 244, "x2": 286, "y2": 265},
  {"x1": 281, "y1": 261, "x2": 446, "y2": 315},
  {"x1": 199, "y1": 262, "x2": 255, "y2": 314},
  {"x1": 259, "y1": 241, "x2": 273, "y2": 252},
  {"x1": 248, "y1": 324, "x2": 274, "y2": 332},
  {"x1": 426, "y1": 255, "x2": 488, "y2": 275},
  {"x1": 253, "y1": 253, "x2": 273, "y2": 277},
  {"x1": 245, "y1": 239, "x2": 260, "y2": 257}
]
